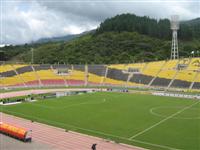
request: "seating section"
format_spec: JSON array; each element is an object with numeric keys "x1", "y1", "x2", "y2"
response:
[
  {"x1": 0, "y1": 65, "x2": 25, "y2": 87},
  {"x1": 14, "y1": 65, "x2": 39, "y2": 87},
  {"x1": 107, "y1": 68, "x2": 128, "y2": 82},
  {"x1": 105, "y1": 64, "x2": 145, "y2": 86},
  {"x1": 151, "y1": 77, "x2": 171, "y2": 87},
  {"x1": 67, "y1": 65, "x2": 85, "y2": 86},
  {"x1": 193, "y1": 82, "x2": 200, "y2": 89},
  {"x1": 0, "y1": 57, "x2": 199, "y2": 90},
  {"x1": 129, "y1": 74, "x2": 153, "y2": 85},
  {"x1": 104, "y1": 64, "x2": 127, "y2": 86},
  {"x1": 171, "y1": 80, "x2": 191, "y2": 89},
  {"x1": 0, "y1": 64, "x2": 27, "y2": 73},
  {"x1": 151, "y1": 60, "x2": 182, "y2": 87},
  {"x1": 142, "y1": 61, "x2": 166, "y2": 77},
  {"x1": 190, "y1": 59, "x2": 200, "y2": 89},
  {"x1": 156, "y1": 60, "x2": 178, "y2": 79},
  {"x1": 88, "y1": 65, "x2": 106, "y2": 85},
  {"x1": 33, "y1": 65, "x2": 63, "y2": 86}
]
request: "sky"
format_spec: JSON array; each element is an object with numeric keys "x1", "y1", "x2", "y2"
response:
[{"x1": 0, "y1": 0, "x2": 199, "y2": 45}]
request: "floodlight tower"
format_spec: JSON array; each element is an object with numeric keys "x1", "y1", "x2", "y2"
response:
[{"x1": 170, "y1": 15, "x2": 179, "y2": 60}]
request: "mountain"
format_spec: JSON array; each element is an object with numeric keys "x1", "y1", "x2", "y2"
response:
[
  {"x1": 11, "y1": 32, "x2": 200, "y2": 64},
  {"x1": 96, "y1": 14, "x2": 200, "y2": 40},
  {"x1": 35, "y1": 30, "x2": 94, "y2": 44},
  {"x1": 35, "y1": 34, "x2": 79, "y2": 44},
  {"x1": 1, "y1": 14, "x2": 200, "y2": 63},
  {"x1": 182, "y1": 18, "x2": 200, "y2": 25}
]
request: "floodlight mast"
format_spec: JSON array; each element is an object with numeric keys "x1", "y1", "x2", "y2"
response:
[{"x1": 170, "y1": 15, "x2": 179, "y2": 60}]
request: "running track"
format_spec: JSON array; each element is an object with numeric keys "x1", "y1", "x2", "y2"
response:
[
  {"x1": 0, "y1": 88, "x2": 103, "y2": 99},
  {"x1": 0, "y1": 113, "x2": 144, "y2": 150}
]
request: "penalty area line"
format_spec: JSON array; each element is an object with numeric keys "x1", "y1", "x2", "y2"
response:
[{"x1": 129, "y1": 101, "x2": 199, "y2": 140}]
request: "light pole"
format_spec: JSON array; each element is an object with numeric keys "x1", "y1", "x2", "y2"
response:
[{"x1": 170, "y1": 15, "x2": 179, "y2": 60}]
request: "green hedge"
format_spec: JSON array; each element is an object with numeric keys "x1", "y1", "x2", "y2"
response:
[
  {"x1": 0, "y1": 95, "x2": 35, "y2": 104},
  {"x1": 0, "y1": 93, "x2": 58, "y2": 104}
]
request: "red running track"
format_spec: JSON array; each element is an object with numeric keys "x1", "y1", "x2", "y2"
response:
[
  {"x1": 0, "y1": 88, "x2": 102, "y2": 99},
  {"x1": 0, "y1": 113, "x2": 144, "y2": 150}
]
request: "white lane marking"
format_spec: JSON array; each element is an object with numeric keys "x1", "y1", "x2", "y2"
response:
[
  {"x1": 2, "y1": 110, "x2": 180, "y2": 150},
  {"x1": 150, "y1": 106, "x2": 200, "y2": 120},
  {"x1": 129, "y1": 101, "x2": 199, "y2": 139}
]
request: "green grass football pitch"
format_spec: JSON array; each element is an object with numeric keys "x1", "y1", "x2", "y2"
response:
[{"x1": 0, "y1": 92, "x2": 199, "y2": 150}]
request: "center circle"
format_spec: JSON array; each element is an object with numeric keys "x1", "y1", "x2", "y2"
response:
[{"x1": 150, "y1": 106, "x2": 200, "y2": 120}]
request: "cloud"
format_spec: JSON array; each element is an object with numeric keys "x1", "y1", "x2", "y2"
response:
[
  {"x1": 1, "y1": 0, "x2": 199, "y2": 44},
  {"x1": 1, "y1": 0, "x2": 98, "y2": 44},
  {"x1": 37, "y1": 0, "x2": 199, "y2": 20}
]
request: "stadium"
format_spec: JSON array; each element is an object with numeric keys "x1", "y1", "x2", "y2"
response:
[
  {"x1": 1, "y1": 1, "x2": 200, "y2": 150},
  {"x1": 0, "y1": 56, "x2": 200, "y2": 150},
  {"x1": 0, "y1": 58, "x2": 200, "y2": 89}
]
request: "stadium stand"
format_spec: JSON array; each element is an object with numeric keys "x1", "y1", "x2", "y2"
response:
[
  {"x1": 104, "y1": 64, "x2": 128, "y2": 86},
  {"x1": 65, "y1": 65, "x2": 85, "y2": 86},
  {"x1": 126, "y1": 62, "x2": 154, "y2": 85},
  {"x1": 0, "y1": 64, "x2": 27, "y2": 73},
  {"x1": 0, "y1": 58, "x2": 200, "y2": 90},
  {"x1": 88, "y1": 65, "x2": 107, "y2": 85},
  {"x1": 33, "y1": 64, "x2": 65, "y2": 86}
]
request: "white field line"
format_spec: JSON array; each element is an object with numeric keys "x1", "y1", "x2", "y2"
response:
[
  {"x1": 2, "y1": 110, "x2": 180, "y2": 150},
  {"x1": 129, "y1": 101, "x2": 200, "y2": 139}
]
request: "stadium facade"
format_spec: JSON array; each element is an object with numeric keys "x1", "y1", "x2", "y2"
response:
[{"x1": 0, "y1": 57, "x2": 200, "y2": 91}]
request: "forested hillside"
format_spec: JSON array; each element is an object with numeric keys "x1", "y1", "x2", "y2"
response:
[
  {"x1": 96, "y1": 14, "x2": 200, "y2": 40},
  {"x1": 1, "y1": 14, "x2": 200, "y2": 64}
]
